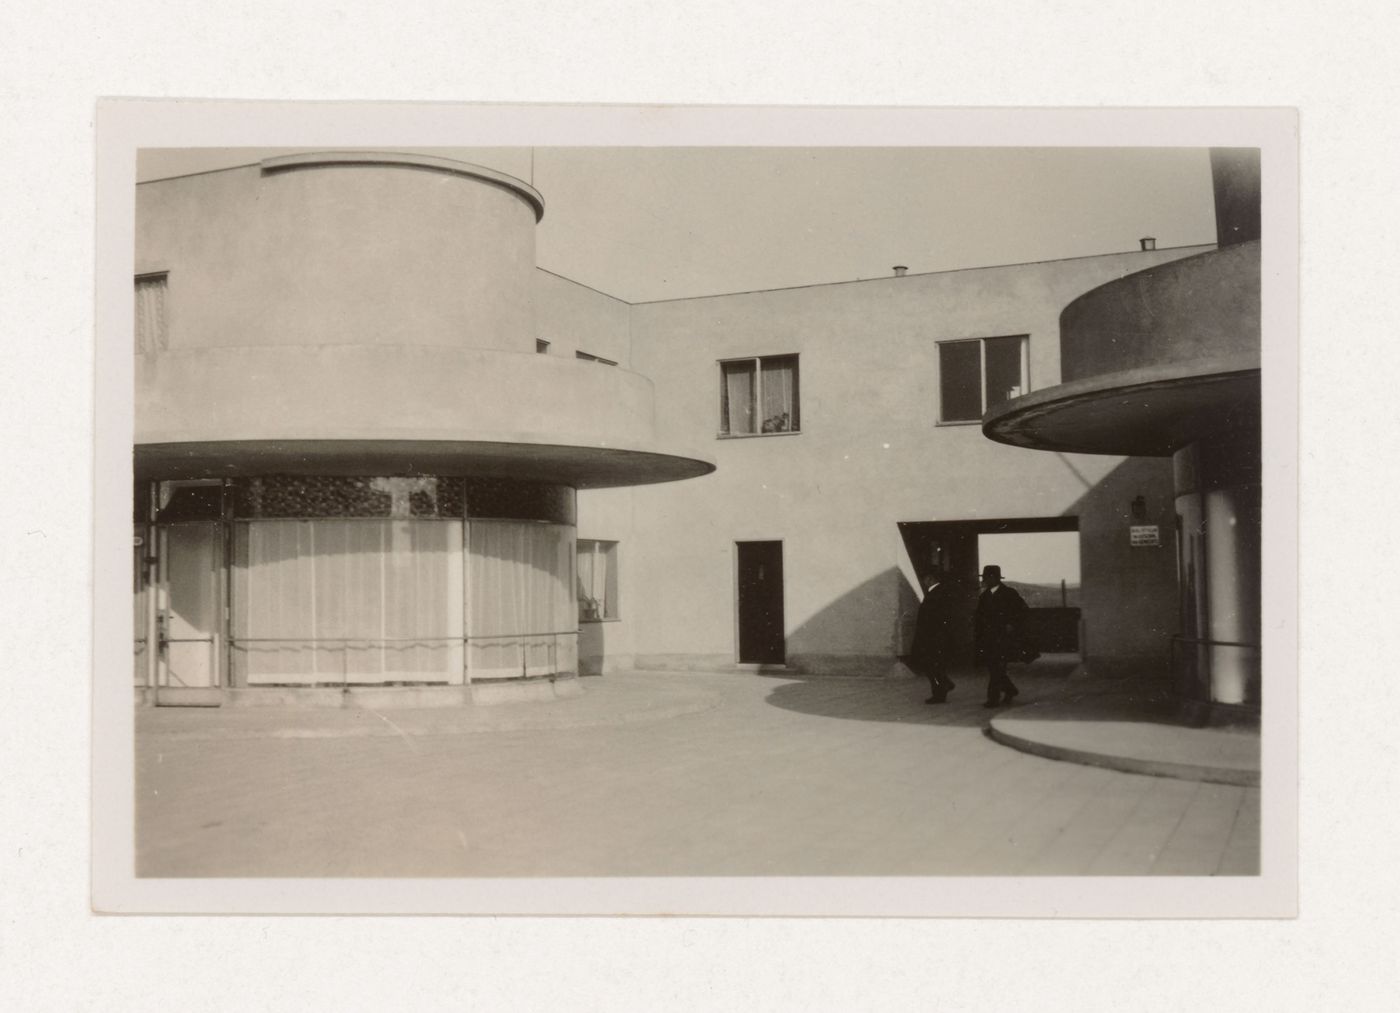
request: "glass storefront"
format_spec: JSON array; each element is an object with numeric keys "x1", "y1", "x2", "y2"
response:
[{"x1": 134, "y1": 477, "x2": 579, "y2": 691}]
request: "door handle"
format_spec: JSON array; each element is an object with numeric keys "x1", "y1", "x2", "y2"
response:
[{"x1": 156, "y1": 612, "x2": 169, "y2": 655}]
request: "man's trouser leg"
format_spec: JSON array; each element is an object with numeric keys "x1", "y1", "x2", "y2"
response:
[{"x1": 985, "y1": 659, "x2": 1007, "y2": 703}]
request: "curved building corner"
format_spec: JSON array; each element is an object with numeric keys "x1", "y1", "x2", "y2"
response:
[
  {"x1": 132, "y1": 153, "x2": 714, "y2": 707},
  {"x1": 983, "y1": 148, "x2": 1262, "y2": 717}
]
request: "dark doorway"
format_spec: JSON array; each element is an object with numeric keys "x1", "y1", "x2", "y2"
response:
[
  {"x1": 899, "y1": 516, "x2": 1080, "y2": 664},
  {"x1": 737, "y1": 541, "x2": 785, "y2": 663}
]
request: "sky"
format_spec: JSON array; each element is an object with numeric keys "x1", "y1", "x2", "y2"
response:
[
  {"x1": 137, "y1": 146, "x2": 1218, "y2": 303},
  {"x1": 978, "y1": 531, "x2": 1081, "y2": 585}
]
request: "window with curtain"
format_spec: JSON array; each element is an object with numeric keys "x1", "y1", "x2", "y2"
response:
[
  {"x1": 577, "y1": 540, "x2": 619, "y2": 621},
  {"x1": 719, "y1": 354, "x2": 800, "y2": 435},
  {"x1": 938, "y1": 336, "x2": 1029, "y2": 422},
  {"x1": 230, "y1": 519, "x2": 464, "y2": 685},
  {"x1": 135, "y1": 273, "x2": 168, "y2": 353},
  {"x1": 467, "y1": 521, "x2": 577, "y2": 679}
]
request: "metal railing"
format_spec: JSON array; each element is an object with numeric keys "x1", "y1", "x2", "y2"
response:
[
  {"x1": 228, "y1": 632, "x2": 577, "y2": 688},
  {"x1": 1169, "y1": 634, "x2": 1261, "y2": 697}
]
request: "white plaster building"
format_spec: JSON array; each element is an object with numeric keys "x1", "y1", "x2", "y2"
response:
[{"x1": 134, "y1": 150, "x2": 1256, "y2": 714}]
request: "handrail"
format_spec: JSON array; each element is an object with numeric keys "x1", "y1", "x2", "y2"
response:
[
  {"x1": 228, "y1": 632, "x2": 577, "y2": 644},
  {"x1": 227, "y1": 631, "x2": 577, "y2": 687}
]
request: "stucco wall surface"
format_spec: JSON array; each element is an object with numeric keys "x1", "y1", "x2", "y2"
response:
[
  {"x1": 622, "y1": 249, "x2": 1206, "y2": 668},
  {"x1": 136, "y1": 161, "x2": 537, "y2": 353},
  {"x1": 1059, "y1": 241, "x2": 1257, "y2": 383},
  {"x1": 137, "y1": 345, "x2": 658, "y2": 451},
  {"x1": 534, "y1": 270, "x2": 632, "y2": 365}
]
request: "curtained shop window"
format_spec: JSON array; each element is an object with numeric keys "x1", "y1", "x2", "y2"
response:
[
  {"x1": 467, "y1": 521, "x2": 578, "y2": 679},
  {"x1": 576, "y1": 540, "x2": 619, "y2": 621},
  {"x1": 231, "y1": 519, "x2": 464, "y2": 685},
  {"x1": 135, "y1": 273, "x2": 168, "y2": 353},
  {"x1": 719, "y1": 354, "x2": 800, "y2": 436}
]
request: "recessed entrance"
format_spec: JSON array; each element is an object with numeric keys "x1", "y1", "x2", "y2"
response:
[
  {"x1": 899, "y1": 517, "x2": 1080, "y2": 663},
  {"x1": 736, "y1": 541, "x2": 785, "y2": 664}
]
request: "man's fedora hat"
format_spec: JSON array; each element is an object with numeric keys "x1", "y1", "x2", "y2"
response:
[{"x1": 981, "y1": 564, "x2": 1002, "y2": 580}]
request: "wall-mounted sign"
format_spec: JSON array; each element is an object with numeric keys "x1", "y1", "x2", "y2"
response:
[{"x1": 1130, "y1": 525, "x2": 1161, "y2": 547}]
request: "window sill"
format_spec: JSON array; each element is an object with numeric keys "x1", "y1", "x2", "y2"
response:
[
  {"x1": 716, "y1": 430, "x2": 803, "y2": 440},
  {"x1": 579, "y1": 617, "x2": 621, "y2": 624},
  {"x1": 935, "y1": 419, "x2": 984, "y2": 427}
]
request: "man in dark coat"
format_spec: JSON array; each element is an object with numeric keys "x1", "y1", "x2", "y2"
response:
[
  {"x1": 909, "y1": 573, "x2": 957, "y2": 703},
  {"x1": 974, "y1": 564, "x2": 1029, "y2": 708}
]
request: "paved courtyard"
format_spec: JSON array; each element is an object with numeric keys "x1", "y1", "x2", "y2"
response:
[{"x1": 135, "y1": 669, "x2": 1259, "y2": 878}]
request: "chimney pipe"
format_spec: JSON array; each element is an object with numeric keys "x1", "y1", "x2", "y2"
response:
[
  {"x1": 1209, "y1": 148, "x2": 1262, "y2": 248},
  {"x1": 1139, "y1": 237, "x2": 1156, "y2": 251},
  {"x1": 893, "y1": 265, "x2": 908, "y2": 277}
]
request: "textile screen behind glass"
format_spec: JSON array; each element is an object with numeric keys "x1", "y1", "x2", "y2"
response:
[
  {"x1": 231, "y1": 520, "x2": 464, "y2": 685},
  {"x1": 467, "y1": 521, "x2": 577, "y2": 679}
]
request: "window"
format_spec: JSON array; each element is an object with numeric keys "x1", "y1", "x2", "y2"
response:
[
  {"x1": 938, "y1": 335, "x2": 1029, "y2": 423},
  {"x1": 536, "y1": 338, "x2": 550, "y2": 354},
  {"x1": 135, "y1": 273, "x2": 168, "y2": 353},
  {"x1": 719, "y1": 354, "x2": 800, "y2": 436},
  {"x1": 577, "y1": 539, "x2": 619, "y2": 621},
  {"x1": 576, "y1": 350, "x2": 617, "y2": 365}
]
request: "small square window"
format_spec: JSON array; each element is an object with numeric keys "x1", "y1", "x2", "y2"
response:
[
  {"x1": 938, "y1": 336, "x2": 1028, "y2": 422},
  {"x1": 536, "y1": 338, "x2": 551, "y2": 354},
  {"x1": 577, "y1": 539, "x2": 619, "y2": 621},
  {"x1": 719, "y1": 354, "x2": 800, "y2": 435}
]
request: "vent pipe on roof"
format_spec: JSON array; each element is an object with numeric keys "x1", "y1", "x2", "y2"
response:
[
  {"x1": 893, "y1": 265, "x2": 908, "y2": 277},
  {"x1": 1139, "y1": 237, "x2": 1157, "y2": 251}
]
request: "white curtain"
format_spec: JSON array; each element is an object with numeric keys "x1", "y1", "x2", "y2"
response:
[
  {"x1": 134, "y1": 275, "x2": 167, "y2": 353},
  {"x1": 722, "y1": 360, "x2": 756, "y2": 434},
  {"x1": 577, "y1": 542, "x2": 596, "y2": 616},
  {"x1": 577, "y1": 540, "x2": 616, "y2": 619},
  {"x1": 468, "y1": 521, "x2": 576, "y2": 679},
  {"x1": 231, "y1": 519, "x2": 463, "y2": 685},
  {"x1": 761, "y1": 357, "x2": 795, "y2": 431}
]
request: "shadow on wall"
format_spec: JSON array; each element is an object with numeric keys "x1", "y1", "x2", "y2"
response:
[
  {"x1": 578, "y1": 621, "x2": 610, "y2": 676},
  {"x1": 1058, "y1": 454, "x2": 1180, "y2": 678},
  {"x1": 785, "y1": 567, "x2": 916, "y2": 677}
]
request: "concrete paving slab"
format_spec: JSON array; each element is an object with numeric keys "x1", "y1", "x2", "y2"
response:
[
  {"x1": 986, "y1": 677, "x2": 1261, "y2": 786},
  {"x1": 135, "y1": 668, "x2": 1259, "y2": 878}
]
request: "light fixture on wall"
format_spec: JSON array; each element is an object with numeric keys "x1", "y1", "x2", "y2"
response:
[{"x1": 1130, "y1": 495, "x2": 1148, "y2": 521}]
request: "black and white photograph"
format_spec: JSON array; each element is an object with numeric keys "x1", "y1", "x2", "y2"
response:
[
  {"x1": 11, "y1": 0, "x2": 1400, "y2": 1002},
  {"x1": 90, "y1": 105, "x2": 1296, "y2": 918}
]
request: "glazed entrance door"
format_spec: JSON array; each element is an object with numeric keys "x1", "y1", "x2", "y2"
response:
[
  {"x1": 156, "y1": 522, "x2": 223, "y2": 688},
  {"x1": 736, "y1": 541, "x2": 785, "y2": 664}
]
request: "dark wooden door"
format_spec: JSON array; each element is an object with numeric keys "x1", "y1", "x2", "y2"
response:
[{"x1": 737, "y1": 541, "x2": 785, "y2": 663}]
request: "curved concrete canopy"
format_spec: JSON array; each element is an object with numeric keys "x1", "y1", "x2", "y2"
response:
[
  {"x1": 136, "y1": 346, "x2": 716, "y2": 489},
  {"x1": 135, "y1": 438, "x2": 715, "y2": 489},
  {"x1": 982, "y1": 358, "x2": 1260, "y2": 457}
]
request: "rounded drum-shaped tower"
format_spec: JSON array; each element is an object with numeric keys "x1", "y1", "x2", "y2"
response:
[
  {"x1": 132, "y1": 153, "x2": 713, "y2": 706},
  {"x1": 983, "y1": 149, "x2": 1262, "y2": 720}
]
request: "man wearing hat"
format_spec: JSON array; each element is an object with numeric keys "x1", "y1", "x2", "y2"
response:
[{"x1": 974, "y1": 564, "x2": 1029, "y2": 708}]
